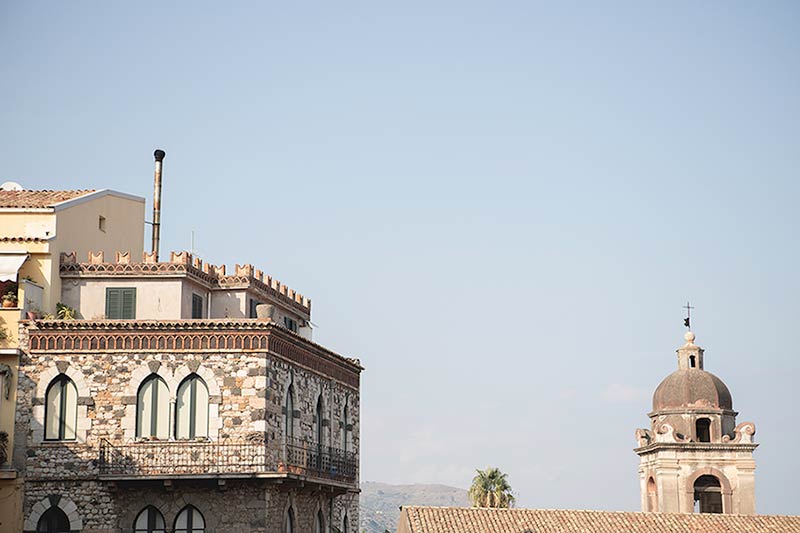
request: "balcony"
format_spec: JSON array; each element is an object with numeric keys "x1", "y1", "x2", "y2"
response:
[
  {"x1": 285, "y1": 437, "x2": 357, "y2": 483},
  {"x1": 98, "y1": 437, "x2": 357, "y2": 485}
]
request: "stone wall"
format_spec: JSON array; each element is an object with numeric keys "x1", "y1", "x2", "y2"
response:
[
  {"x1": 15, "y1": 322, "x2": 360, "y2": 532},
  {"x1": 23, "y1": 480, "x2": 358, "y2": 533}
]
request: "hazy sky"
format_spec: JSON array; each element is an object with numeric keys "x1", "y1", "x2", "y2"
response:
[{"x1": 2, "y1": 1, "x2": 798, "y2": 515}]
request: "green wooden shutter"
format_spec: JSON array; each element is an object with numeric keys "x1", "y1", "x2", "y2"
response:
[
  {"x1": 106, "y1": 288, "x2": 136, "y2": 319},
  {"x1": 192, "y1": 294, "x2": 203, "y2": 318},
  {"x1": 106, "y1": 288, "x2": 121, "y2": 319},
  {"x1": 121, "y1": 288, "x2": 136, "y2": 319}
]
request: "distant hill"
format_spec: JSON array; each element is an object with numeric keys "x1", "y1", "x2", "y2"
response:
[{"x1": 360, "y1": 481, "x2": 469, "y2": 533}]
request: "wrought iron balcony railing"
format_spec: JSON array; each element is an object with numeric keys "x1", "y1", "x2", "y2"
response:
[
  {"x1": 99, "y1": 438, "x2": 268, "y2": 477},
  {"x1": 285, "y1": 437, "x2": 357, "y2": 483},
  {"x1": 98, "y1": 437, "x2": 357, "y2": 484}
]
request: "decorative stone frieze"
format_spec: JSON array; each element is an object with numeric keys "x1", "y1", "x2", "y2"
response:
[{"x1": 27, "y1": 320, "x2": 360, "y2": 388}]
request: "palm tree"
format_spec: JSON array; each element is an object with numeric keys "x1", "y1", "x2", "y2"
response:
[{"x1": 468, "y1": 467, "x2": 516, "y2": 508}]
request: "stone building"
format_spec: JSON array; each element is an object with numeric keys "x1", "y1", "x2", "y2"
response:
[
  {"x1": 1, "y1": 185, "x2": 146, "y2": 533},
  {"x1": 634, "y1": 331, "x2": 757, "y2": 514},
  {"x1": 12, "y1": 250, "x2": 361, "y2": 533}
]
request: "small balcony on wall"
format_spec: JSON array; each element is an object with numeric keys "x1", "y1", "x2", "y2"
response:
[
  {"x1": 98, "y1": 437, "x2": 357, "y2": 487},
  {"x1": 284, "y1": 437, "x2": 357, "y2": 483}
]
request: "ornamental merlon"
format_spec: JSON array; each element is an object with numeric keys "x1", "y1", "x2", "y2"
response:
[{"x1": 59, "y1": 249, "x2": 311, "y2": 317}]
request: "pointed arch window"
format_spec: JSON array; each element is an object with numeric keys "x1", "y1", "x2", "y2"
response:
[
  {"x1": 342, "y1": 513, "x2": 349, "y2": 533},
  {"x1": 137, "y1": 374, "x2": 169, "y2": 439},
  {"x1": 285, "y1": 382, "x2": 295, "y2": 440},
  {"x1": 285, "y1": 506, "x2": 295, "y2": 533},
  {"x1": 176, "y1": 375, "x2": 209, "y2": 439},
  {"x1": 174, "y1": 505, "x2": 205, "y2": 533},
  {"x1": 36, "y1": 506, "x2": 70, "y2": 533},
  {"x1": 45, "y1": 374, "x2": 77, "y2": 440},
  {"x1": 316, "y1": 395, "x2": 324, "y2": 444},
  {"x1": 314, "y1": 394, "x2": 324, "y2": 469},
  {"x1": 134, "y1": 505, "x2": 166, "y2": 533},
  {"x1": 342, "y1": 396, "x2": 349, "y2": 452},
  {"x1": 314, "y1": 510, "x2": 325, "y2": 533}
]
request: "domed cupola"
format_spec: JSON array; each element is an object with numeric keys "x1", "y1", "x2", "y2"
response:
[
  {"x1": 652, "y1": 332, "x2": 733, "y2": 411},
  {"x1": 645, "y1": 331, "x2": 738, "y2": 442}
]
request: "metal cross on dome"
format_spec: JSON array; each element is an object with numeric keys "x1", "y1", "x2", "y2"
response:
[{"x1": 683, "y1": 301, "x2": 694, "y2": 329}]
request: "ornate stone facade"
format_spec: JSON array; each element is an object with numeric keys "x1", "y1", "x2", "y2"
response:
[
  {"x1": 15, "y1": 320, "x2": 361, "y2": 532},
  {"x1": 634, "y1": 332, "x2": 757, "y2": 515}
]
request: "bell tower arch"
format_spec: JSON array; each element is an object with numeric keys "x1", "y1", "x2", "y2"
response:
[{"x1": 634, "y1": 331, "x2": 758, "y2": 514}]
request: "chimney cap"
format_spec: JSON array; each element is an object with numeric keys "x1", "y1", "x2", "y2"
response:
[{"x1": 154, "y1": 149, "x2": 166, "y2": 162}]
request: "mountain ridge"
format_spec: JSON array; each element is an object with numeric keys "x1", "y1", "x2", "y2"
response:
[{"x1": 360, "y1": 481, "x2": 469, "y2": 533}]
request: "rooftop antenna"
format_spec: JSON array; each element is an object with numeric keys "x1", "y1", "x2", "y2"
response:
[{"x1": 152, "y1": 149, "x2": 166, "y2": 261}]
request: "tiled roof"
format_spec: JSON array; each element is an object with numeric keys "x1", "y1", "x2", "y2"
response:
[
  {"x1": 0, "y1": 236, "x2": 48, "y2": 242},
  {"x1": 399, "y1": 507, "x2": 800, "y2": 533},
  {"x1": 0, "y1": 189, "x2": 95, "y2": 208}
]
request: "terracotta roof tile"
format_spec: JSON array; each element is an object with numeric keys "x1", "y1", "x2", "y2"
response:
[
  {"x1": 400, "y1": 507, "x2": 800, "y2": 533},
  {"x1": 0, "y1": 236, "x2": 48, "y2": 242},
  {"x1": 0, "y1": 189, "x2": 95, "y2": 208}
]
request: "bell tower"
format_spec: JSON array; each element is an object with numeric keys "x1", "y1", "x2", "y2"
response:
[{"x1": 634, "y1": 331, "x2": 758, "y2": 514}]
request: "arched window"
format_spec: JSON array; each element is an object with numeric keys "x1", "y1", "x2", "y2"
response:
[
  {"x1": 316, "y1": 395, "x2": 324, "y2": 444},
  {"x1": 176, "y1": 375, "x2": 209, "y2": 439},
  {"x1": 174, "y1": 505, "x2": 205, "y2": 533},
  {"x1": 285, "y1": 506, "x2": 295, "y2": 533},
  {"x1": 342, "y1": 396, "x2": 349, "y2": 452},
  {"x1": 342, "y1": 513, "x2": 349, "y2": 533},
  {"x1": 315, "y1": 395, "x2": 324, "y2": 469},
  {"x1": 314, "y1": 509, "x2": 325, "y2": 533},
  {"x1": 694, "y1": 475, "x2": 723, "y2": 513},
  {"x1": 285, "y1": 383, "x2": 295, "y2": 440},
  {"x1": 696, "y1": 418, "x2": 711, "y2": 442},
  {"x1": 36, "y1": 506, "x2": 70, "y2": 533},
  {"x1": 647, "y1": 477, "x2": 658, "y2": 512},
  {"x1": 134, "y1": 505, "x2": 166, "y2": 533},
  {"x1": 137, "y1": 375, "x2": 169, "y2": 439},
  {"x1": 45, "y1": 375, "x2": 77, "y2": 440}
]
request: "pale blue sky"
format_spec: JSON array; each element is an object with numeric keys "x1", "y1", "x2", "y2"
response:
[{"x1": 2, "y1": 1, "x2": 798, "y2": 514}]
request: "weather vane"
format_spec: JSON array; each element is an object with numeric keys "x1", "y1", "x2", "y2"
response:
[{"x1": 683, "y1": 301, "x2": 694, "y2": 329}]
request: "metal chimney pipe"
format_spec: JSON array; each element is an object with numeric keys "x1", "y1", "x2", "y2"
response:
[{"x1": 152, "y1": 149, "x2": 166, "y2": 261}]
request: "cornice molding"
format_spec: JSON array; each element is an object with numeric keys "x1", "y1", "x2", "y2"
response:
[
  {"x1": 25, "y1": 320, "x2": 361, "y2": 388},
  {"x1": 634, "y1": 442, "x2": 759, "y2": 455}
]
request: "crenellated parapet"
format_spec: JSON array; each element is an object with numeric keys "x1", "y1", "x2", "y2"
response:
[
  {"x1": 59, "y1": 250, "x2": 311, "y2": 316},
  {"x1": 221, "y1": 263, "x2": 311, "y2": 309}
]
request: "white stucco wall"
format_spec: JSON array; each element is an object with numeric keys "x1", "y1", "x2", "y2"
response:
[{"x1": 61, "y1": 278, "x2": 183, "y2": 320}]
